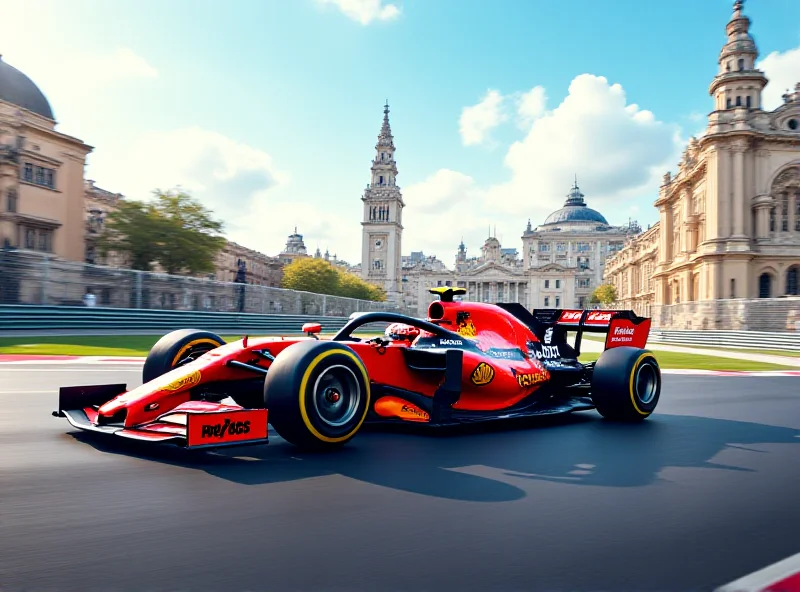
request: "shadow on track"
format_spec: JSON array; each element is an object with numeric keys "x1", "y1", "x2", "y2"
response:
[{"x1": 67, "y1": 410, "x2": 800, "y2": 502}]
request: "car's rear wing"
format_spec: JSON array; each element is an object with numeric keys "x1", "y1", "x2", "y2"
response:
[{"x1": 529, "y1": 308, "x2": 652, "y2": 355}]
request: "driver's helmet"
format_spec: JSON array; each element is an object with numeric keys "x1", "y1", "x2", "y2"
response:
[{"x1": 384, "y1": 322, "x2": 421, "y2": 342}]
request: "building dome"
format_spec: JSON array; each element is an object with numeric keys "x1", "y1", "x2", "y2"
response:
[
  {"x1": 541, "y1": 180, "x2": 609, "y2": 226},
  {"x1": 0, "y1": 55, "x2": 54, "y2": 120}
]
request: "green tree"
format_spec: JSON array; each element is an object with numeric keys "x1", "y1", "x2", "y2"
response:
[
  {"x1": 99, "y1": 189, "x2": 226, "y2": 275},
  {"x1": 590, "y1": 283, "x2": 617, "y2": 305},
  {"x1": 281, "y1": 257, "x2": 386, "y2": 301},
  {"x1": 281, "y1": 257, "x2": 341, "y2": 295}
]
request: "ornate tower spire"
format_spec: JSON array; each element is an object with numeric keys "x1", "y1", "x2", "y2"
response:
[
  {"x1": 360, "y1": 102, "x2": 405, "y2": 303},
  {"x1": 377, "y1": 101, "x2": 394, "y2": 149},
  {"x1": 709, "y1": 0, "x2": 767, "y2": 111}
]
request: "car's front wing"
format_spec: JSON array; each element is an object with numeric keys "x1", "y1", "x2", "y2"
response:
[{"x1": 55, "y1": 384, "x2": 269, "y2": 449}]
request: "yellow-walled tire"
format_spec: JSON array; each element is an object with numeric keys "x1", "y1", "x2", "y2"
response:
[
  {"x1": 590, "y1": 346, "x2": 661, "y2": 421},
  {"x1": 265, "y1": 340, "x2": 370, "y2": 450},
  {"x1": 142, "y1": 329, "x2": 226, "y2": 383}
]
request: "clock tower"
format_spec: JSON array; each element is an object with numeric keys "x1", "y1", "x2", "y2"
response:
[{"x1": 360, "y1": 102, "x2": 404, "y2": 303}]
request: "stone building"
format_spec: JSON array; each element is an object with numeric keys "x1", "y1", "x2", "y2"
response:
[
  {"x1": 277, "y1": 226, "x2": 309, "y2": 266},
  {"x1": 604, "y1": 0, "x2": 800, "y2": 330},
  {"x1": 401, "y1": 180, "x2": 640, "y2": 317},
  {"x1": 0, "y1": 55, "x2": 93, "y2": 261},
  {"x1": 214, "y1": 241, "x2": 283, "y2": 287},
  {"x1": 360, "y1": 102, "x2": 404, "y2": 303},
  {"x1": 84, "y1": 179, "x2": 125, "y2": 267}
]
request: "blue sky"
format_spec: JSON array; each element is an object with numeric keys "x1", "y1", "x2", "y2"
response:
[{"x1": 4, "y1": 0, "x2": 800, "y2": 266}]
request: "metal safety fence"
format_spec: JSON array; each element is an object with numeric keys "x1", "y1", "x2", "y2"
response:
[{"x1": 0, "y1": 249, "x2": 415, "y2": 317}]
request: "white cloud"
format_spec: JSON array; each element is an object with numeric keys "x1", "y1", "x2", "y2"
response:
[
  {"x1": 402, "y1": 169, "x2": 494, "y2": 261},
  {"x1": 402, "y1": 74, "x2": 682, "y2": 264},
  {"x1": 316, "y1": 0, "x2": 400, "y2": 24},
  {"x1": 759, "y1": 45, "x2": 800, "y2": 111},
  {"x1": 486, "y1": 74, "x2": 683, "y2": 224},
  {"x1": 459, "y1": 89, "x2": 507, "y2": 146},
  {"x1": 516, "y1": 85, "x2": 547, "y2": 129},
  {"x1": 88, "y1": 127, "x2": 315, "y2": 256}
]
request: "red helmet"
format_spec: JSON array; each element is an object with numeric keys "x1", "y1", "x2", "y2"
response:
[{"x1": 384, "y1": 323, "x2": 421, "y2": 341}]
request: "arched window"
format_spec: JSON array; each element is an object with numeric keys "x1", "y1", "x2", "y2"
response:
[
  {"x1": 758, "y1": 273, "x2": 772, "y2": 298},
  {"x1": 787, "y1": 267, "x2": 799, "y2": 296}
]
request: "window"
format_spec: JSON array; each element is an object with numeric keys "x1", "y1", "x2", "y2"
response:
[
  {"x1": 379, "y1": 175, "x2": 384, "y2": 185},
  {"x1": 544, "y1": 279, "x2": 549, "y2": 288},
  {"x1": 787, "y1": 267, "x2": 799, "y2": 296},
  {"x1": 738, "y1": 58, "x2": 744, "y2": 70},
  {"x1": 736, "y1": 96, "x2": 742, "y2": 107},
  {"x1": 758, "y1": 273, "x2": 771, "y2": 298},
  {"x1": 21, "y1": 226, "x2": 53, "y2": 252},
  {"x1": 746, "y1": 96, "x2": 751, "y2": 109},
  {"x1": 21, "y1": 162, "x2": 56, "y2": 188},
  {"x1": 544, "y1": 297, "x2": 550, "y2": 307},
  {"x1": 539, "y1": 242, "x2": 550, "y2": 252},
  {"x1": 555, "y1": 280, "x2": 560, "y2": 289},
  {"x1": 555, "y1": 297, "x2": 560, "y2": 307},
  {"x1": 727, "y1": 97, "x2": 732, "y2": 109},
  {"x1": 789, "y1": 119, "x2": 799, "y2": 130},
  {"x1": 6, "y1": 188, "x2": 16, "y2": 213}
]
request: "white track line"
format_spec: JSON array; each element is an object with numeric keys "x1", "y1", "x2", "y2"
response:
[{"x1": 716, "y1": 551, "x2": 800, "y2": 591}]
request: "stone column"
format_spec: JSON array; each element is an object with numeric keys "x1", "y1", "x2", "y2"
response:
[
  {"x1": 752, "y1": 195, "x2": 773, "y2": 240},
  {"x1": 732, "y1": 141, "x2": 747, "y2": 238},
  {"x1": 718, "y1": 147, "x2": 731, "y2": 239}
]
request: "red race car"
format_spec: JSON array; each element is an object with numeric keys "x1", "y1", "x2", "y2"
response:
[{"x1": 54, "y1": 287, "x2": 661, "y2": 451}]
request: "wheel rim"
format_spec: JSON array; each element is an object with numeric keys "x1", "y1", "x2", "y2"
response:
[
  {"x1": 634, "y1": 362, "x2": 658, "y2": 405},
  {"x1": 175, "y1": 344, "x2": 217, "y2": 367},
  {"x1": 311, "y1": 364, "x2": 361, "y2": 428}
]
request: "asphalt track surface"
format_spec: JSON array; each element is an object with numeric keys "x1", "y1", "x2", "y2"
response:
[{"x1": 1, "y1": 363, "x2": 799, "y2": 592}]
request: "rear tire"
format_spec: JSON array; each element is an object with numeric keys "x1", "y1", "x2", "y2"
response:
[
  {"x1": 265, "y1": 340, "x2": 370, "y2": 450},
  {"x1": 590, "y1": 346, "x2": 661, "y2": 421}
]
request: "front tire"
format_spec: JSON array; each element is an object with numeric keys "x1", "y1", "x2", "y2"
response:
[
  {"x1": 590, "y1": 346, "x2": 661, "y2": 421},
  {"x1": 265, "y1": 340, "x2": 371, "y2": 450},
  {"x1": 143, "y1": 329, "x2": 226, "y2": 382}
]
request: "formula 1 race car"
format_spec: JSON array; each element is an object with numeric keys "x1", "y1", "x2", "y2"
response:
[{"x1": 53, "y1": 287, "x2": 661, "y2": 451}]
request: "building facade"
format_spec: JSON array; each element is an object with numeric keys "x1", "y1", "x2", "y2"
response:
[
  {"x1": 0, "y1": 56, "x2": 93, "y2": 262},
  {"x1": 360, "y1": 103, "x2": 404, "y2": 303},
  {"x1": 604, "y1": 0, "x2": 800, "y2": 330},
  {"x1": 214, "y1": 240, "x2": 283, "y2": 287},
  {"x1": 401, "y1": 180, "x2": 641, "y2": 317}
]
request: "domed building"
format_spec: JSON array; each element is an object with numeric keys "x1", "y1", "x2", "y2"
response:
[
  {"x1": 517, "y1": 179, "x2": 640, "y2": 310},
  {"x1": 400, "y1": 179, "x2": 641, "y2": 316},
  {"x1": 0, "y1": 54, "x2": 93, "y2": 262}
]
